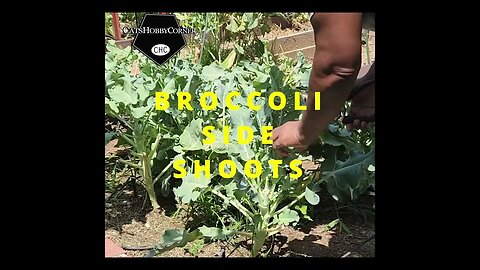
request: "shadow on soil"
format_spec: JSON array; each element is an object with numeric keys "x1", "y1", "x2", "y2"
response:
[{"x1": 105, "y1": 180, "x2": 178, "y2": 233}]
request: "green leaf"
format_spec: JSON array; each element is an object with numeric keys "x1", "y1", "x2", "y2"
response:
[
  {"x1": 320, "y1": 130, "x2": 363, "y2": 151},
  {"x1": 328, "y1": 124, "x2": 339, "y2": 133},
  {"x1": 242, "y1": 13, "x2": 254, "y2": 23},
  {"x1": 233, "y1": 43, "x2": 244, "y2": 54},
  {"x1": 295, "y1": 205, "x2": 313, "y2": 221},
  {"x1": 209, "y1": 130, "x2": 230, "y2": 153},
  {"x1": 228, "y1": 107, "x2": 256, "y2": 161},
  {"x1": 147, "y1": 229, "x2": 202, "y2": 257},
  {"x1": 224, "y1": 179, "x2": 237, "y2": 198},
  {"x1": 108, "y1": 85, "x2": 131, "y2": 105},
  {"x1": 124, "y1": 81, "x2": 138, "y2": 105},
  {"x1": 324, "y1": 148, "x2": 375, "y2": 202},
  {"x1": 269, "y1": 66, "x2": 284, "y2": 91},
  {"x1": 163, "y1": 229, "x2": 183, "y2": 243},
  {"x1": 201, "y1": 64, "x2": 225, "y2": 81},
  {"x1": 339, "y1": 128, "x2": 351, "y2": 137},
  {"x1": 180, "y1": 70, "x2": 196, "y2": 92},
  {"x1": 226, "y1": 18, "x2": 239, "y2": 33},
  {"x1": 254, "y1": 99, "x2": 269, "y2": 127},
  {"x1": 173, "y1": 146, "x2": 184, "y2": 153},
  {"x1": 248, "y1": 18, "x2": 258, "y2": 29},
  {"x1": 237, "y1": 144, "x2": 255, "y2": 162},
  {"x1": 105, "y1": 132, "x2": 115, "y2": 145},
  {"x1": 231, "y1": 156, "x2": 245, "y2": 176},
  {"x1": 105, "y1": 61, "x2": 116, "y2": 71},
  {"x1": 229, "y1": 107, "x2": 253, "y2": 127},
  {"x1": 163, "y1": 77, "x2": 176, "y2": 94},
  {"x1": 298, "y1": 70, "x2": 310, "y2": 87},
  {"x1": 105, "y1": 71, "x2": 112, "y2": 81},
  {"x1": 323, "y1": 219, "x2": 340, "y2": 232},
  {"x1": 177, "y1": 68, "x2": 193, "y2": 78},
  {"x1": 130, "y1": 106, "x2": 151, "y2": 119},
  {"x1": 179, "y1": 118, "x2": 204, "y2": 151},
  {"x1": 220, "y1": 50, "x2": 236, "y2": 70},
  {"x1": 305, "y1": 185, "x2": 320, "y2": 205},
  {"x1": 147, "y1": 96, "x2": 155, "y2": 107},
  {"x1": 198, "y1": 226, "x2": 234, "y2": 240},
  {"x1": 277, "y1": 209, "x2": 300, "y2": 225},
  {"x1": 214, "y1": 81, "x2": 228, "y2": 109},
  {"x1": 173, "y1": 173, "x2": 211, "y2": 204},
  {"x1": 254, "y1": 71, "x2": 270, "y2": 84},
  {"x1": 294, "y1": 205, "x2": 308, "y2": 215},
  {"x1": 340, "y1": 221, "x2": 352, "y2": 235},
  {"x1": 105, "y1": 97, "x2": 119, "y2": 113},
  {"x1": 136, "y1": 83, "x2": 150, "y2": 101}
]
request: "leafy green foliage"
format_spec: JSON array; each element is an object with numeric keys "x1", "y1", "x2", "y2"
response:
[
  {"x1": 106, "y1": 40, "x2": 374, "y2": 257},
  {"x1": 185, "y1": 239, "x2": 204, "y2": 256},
  {"x1": 316, "y1": 123, "x2": 376, "y2": 202},
  {"x1": 174, "y1": 173, "x2": 211, "y2": 204},
  {"x1": 146, "y1": 229, "x2": 202, "y2": 257},
  {"x1": 174, "y1": 13, "x2": 278, "y2": 66},
  {"x1": 198, "y1": 226, "x2": 234, "y2": 240},
  {"x1": 323, "y1": 148, "x2": 375, "y2": 202}
]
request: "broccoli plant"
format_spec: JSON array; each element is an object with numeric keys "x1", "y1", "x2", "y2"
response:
[{"x1": 105, "y1": 42, "x2": 375, "y2": 256}]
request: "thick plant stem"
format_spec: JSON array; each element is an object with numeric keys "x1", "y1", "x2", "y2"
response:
[
  {"x1": 142, "y1": 152, "x2": 160, "y2": 209},
  {"x1": 251, "y1": 228, "x2": 268, "y2": 257}
]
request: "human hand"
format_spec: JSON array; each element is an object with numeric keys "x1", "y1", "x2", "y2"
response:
[{"x1": 272, "y1": 121, "x2": 311, "y2": 157}]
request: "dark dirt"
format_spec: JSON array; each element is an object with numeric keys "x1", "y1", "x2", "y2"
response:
[
  {"x1": 105, "y1": 175, "x2": 375, "y2": 258},
  {"x1": 105, "y1": 111, "x2": 375, "y2": 258}
]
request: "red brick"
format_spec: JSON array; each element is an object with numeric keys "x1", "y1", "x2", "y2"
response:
[{"x1": 105, "y1": 238, "x2": 125, "y2": 257}]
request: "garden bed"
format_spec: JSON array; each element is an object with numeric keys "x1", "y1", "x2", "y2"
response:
[
  {"x1": 105, "y1": 14, "x2": 375, "y2": 258},
  {"x1": 105, "y1": 128, "x2": 375, "y2": 258},
  {"x1": 107, "y1": 21, "x2": 375, "y2": 66},
  {"x1": 105, "y1": 179, "x2": 375, "y2": 258}
]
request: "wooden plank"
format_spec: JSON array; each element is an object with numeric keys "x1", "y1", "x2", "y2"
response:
[
  {"x1": 107, "y1": 30, "x2": 318, "y2": 62},
  {"x1": 277, "y1": 45, "x2": 315, "y2": 63},
  {"x1": 267, "y1": 30, "x2": 314, "y2": 54}
]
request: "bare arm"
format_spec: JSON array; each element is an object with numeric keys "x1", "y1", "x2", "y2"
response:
[
  {"x1": 273, "y1": 13, "x2": 362, "y2": 152},
  {"x1": 300, "y1": 13, "x2": 362, "y2": 143}
]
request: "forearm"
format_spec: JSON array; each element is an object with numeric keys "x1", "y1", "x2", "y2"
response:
[
  {"x1": 298, "y1": 13, "x2": 362, "y2": 145},
  {"x1": 300, "y1": 68, "x2": 358, "y2": 144}
]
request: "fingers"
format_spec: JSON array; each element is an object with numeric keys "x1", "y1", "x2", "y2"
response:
[
  {"x1": 272, "y1": 127, "x2": 280, "y2": 141},
  {"x1": 272, "y1": 121, "x2": 309, "y2": 157},
  {"x1": 353, "y1": 119, "x2": 361, "y2": 129},
  {"x1": 346, "y1": 119, "x2": 374, "y2": 131},
  {"x1": 273, "y1": 138, "x2": 290, "y2": 157},
  {"x1": 275, "y1": 147, "x2": 290, "y2": 157},
  {"x1": 272, "y1": 133, "x2": 284, "y2": 149},
  {"x1": 272, "y1": 126, "x2": 288, "y2": 156},
  {"x1": 342, "y1": 115, "x2": 355, "y2": 125}
]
